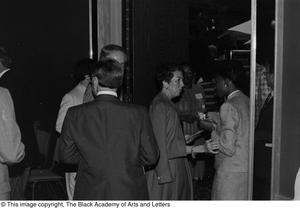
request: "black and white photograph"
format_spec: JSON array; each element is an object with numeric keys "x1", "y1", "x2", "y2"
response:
[{"x1": 0, "y1": 0, "x2": 299, "y2": 203}]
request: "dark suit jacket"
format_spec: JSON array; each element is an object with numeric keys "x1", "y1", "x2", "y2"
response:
[
  {"x1": 255, "y1": 96, "x2": 273, "y2": 143},
  {"x1": 148, "y1": 92, "x2": 187, "y2": 184},
  {"x1": 254, "y1": 96, "x2": 273, "y2": 178},
  {"x1": 60, "y1": 94, "x2": 159, "y2": 200},
  {"x1": 0, "y1": 70, "x2": 39, "y2": 174}
]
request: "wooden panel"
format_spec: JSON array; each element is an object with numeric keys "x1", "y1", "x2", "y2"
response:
[
  {"x1": 273, "y1": 0, "x2": 300, "y2": 199},
  {"x1": 271, "y1": 0, "x2": 283, "y2": 200},
  {"x1": 97, "y1": 0, "x2": 122, "y2": 58},
  {"x1": 249, "y1": 0, "x2": 257, "y2": 199}
]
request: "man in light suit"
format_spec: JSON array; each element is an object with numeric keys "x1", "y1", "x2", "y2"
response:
[
  {"x1": 0, "y1": 48, "x2": 38, "y2": 199},
  {"x1": 60, "y1": 60, "x2": 159, "y2": 200},
  {"x1": 201, "y1": 61, "x2": 250, "y2": 200},
  {"x1": 0, "y1": 87, "x2": 25, "y2": 199},
  {"x1": 56, "y1": 58, "x2": 95, "y2": 200}
]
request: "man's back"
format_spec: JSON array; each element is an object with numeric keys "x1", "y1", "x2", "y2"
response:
[{"x1": 60, "y1": 94, "x2": 159, "y2": 200}]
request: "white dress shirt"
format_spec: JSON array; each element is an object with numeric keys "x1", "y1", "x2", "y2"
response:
[
  {"x1": 56, "y1": 83, "x2": 86, "y2": 133},
  {"x1": 97, "y1": 90, "x2": 117, "y2": 97}
]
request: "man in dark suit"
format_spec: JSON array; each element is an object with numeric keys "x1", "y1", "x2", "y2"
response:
[
  {"x1": 0, "y1": 48, "x2": 40, "y2": 199},
  {"x1": 60, "y1": 60, "x2": 159, "y2": 200},
  {"x1": 253, "y1": 67, "x2": 274, "y2": 200}
]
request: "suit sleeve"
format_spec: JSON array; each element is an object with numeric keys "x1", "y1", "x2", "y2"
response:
[
  {"x1": 59, "y1": 109, "x2": 80, "y2": 164},
  {"x1": 217, "y1": 103, "x2": 239, "y2": 156},
  {"x1": 139, "y1": 107, "x2": 159, "y2": 167},
  {"x1": 0, "y1": 89, "x2": 25, "y2": 164},
  {"x1": 56, "y1": 94, "x2": 73, "y2": 133},
  {"x1": 254, "y1": 104, "x2": 273, "y2": 142},
  {"x1": 149, "y1": 103, "x2": 173, "y2": 184}
]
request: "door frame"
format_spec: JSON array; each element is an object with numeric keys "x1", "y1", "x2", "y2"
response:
[
  {"x1": 249, "y1": 0, "x2": 257, "y2": 200},
  {"x1": 271, "y1": 0, "x2": 284, "y2": 200}
]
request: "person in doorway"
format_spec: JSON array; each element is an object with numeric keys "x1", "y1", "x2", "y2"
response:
[
  {"x1": 202, "y1": 60, "x2": 250, "y2": 200},
  {"x1": 253, "y1": 62, "x2": 274, "y2": 200}
]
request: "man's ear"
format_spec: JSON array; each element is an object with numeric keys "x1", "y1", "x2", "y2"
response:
[
  {"x1": 224, "y1": 78, "x2": 232, "y2": 88},
  {"x1": 92, "y1": 76, "x2": 99, "y2": 92},
  {"x1": 92, "y1": 76, "x2": 98, "y2": 85},
  {"x1": 162, "y1": 80, "x2": 169, "y2": 89}
]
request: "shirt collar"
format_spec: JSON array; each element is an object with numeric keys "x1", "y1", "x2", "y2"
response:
[
  {"x1": 0, "y1": 68, "x2": 10, "y2": 78},
  {"x1": 227, "y1": 90, "x2": 240, "y2": 100},
  {"x1": 97, "y1": 90, "x2": 118, "y2": 97}
]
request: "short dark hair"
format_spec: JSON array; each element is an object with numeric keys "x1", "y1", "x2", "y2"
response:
[
  {"x1": 73, "y1": 58, "x2": 96, "y2": 83},
  {"x1": 0, "y1": 48, "x2": 12, "y2": 68},
  {"x1": 100, "y1": 44, "x2": 126, "y2": 61},
  {"x1": 156, "y1": 64, "x2": 181, "y2": 90},
  {"x1": 94, "y1": 60, "x2": 124, "y2": 89},
  {"x1": 214, "y1": 60, "x2": 244, "y2": 89}
]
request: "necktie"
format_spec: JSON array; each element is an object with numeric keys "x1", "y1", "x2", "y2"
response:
[{"x1": 264, "y1": 93, "x2": 272, "y2": 106}]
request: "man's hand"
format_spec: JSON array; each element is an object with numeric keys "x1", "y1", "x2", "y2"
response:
[
  {"x1": 185, "y1": 135, "x2": 193, "y2": 144},
  {"x1": 205, "y1": 138, "x2": 219, "y2": 154}
]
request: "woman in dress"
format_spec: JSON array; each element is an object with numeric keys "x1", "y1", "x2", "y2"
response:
[
  {"x1": 146, "y1": 65, "x2": 218, "y2": 200},
  {"x1": 146, "y1": 65, "x2": 192, "y2": 200}
]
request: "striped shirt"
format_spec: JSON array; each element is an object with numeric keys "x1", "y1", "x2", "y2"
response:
[{"x1": 175, "y1": 84, "x2": 205, "y2": 135}]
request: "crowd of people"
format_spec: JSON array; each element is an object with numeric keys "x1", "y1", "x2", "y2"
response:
[{"x1": 0, "y1": 44, "x2": 275, "y2": 200}]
